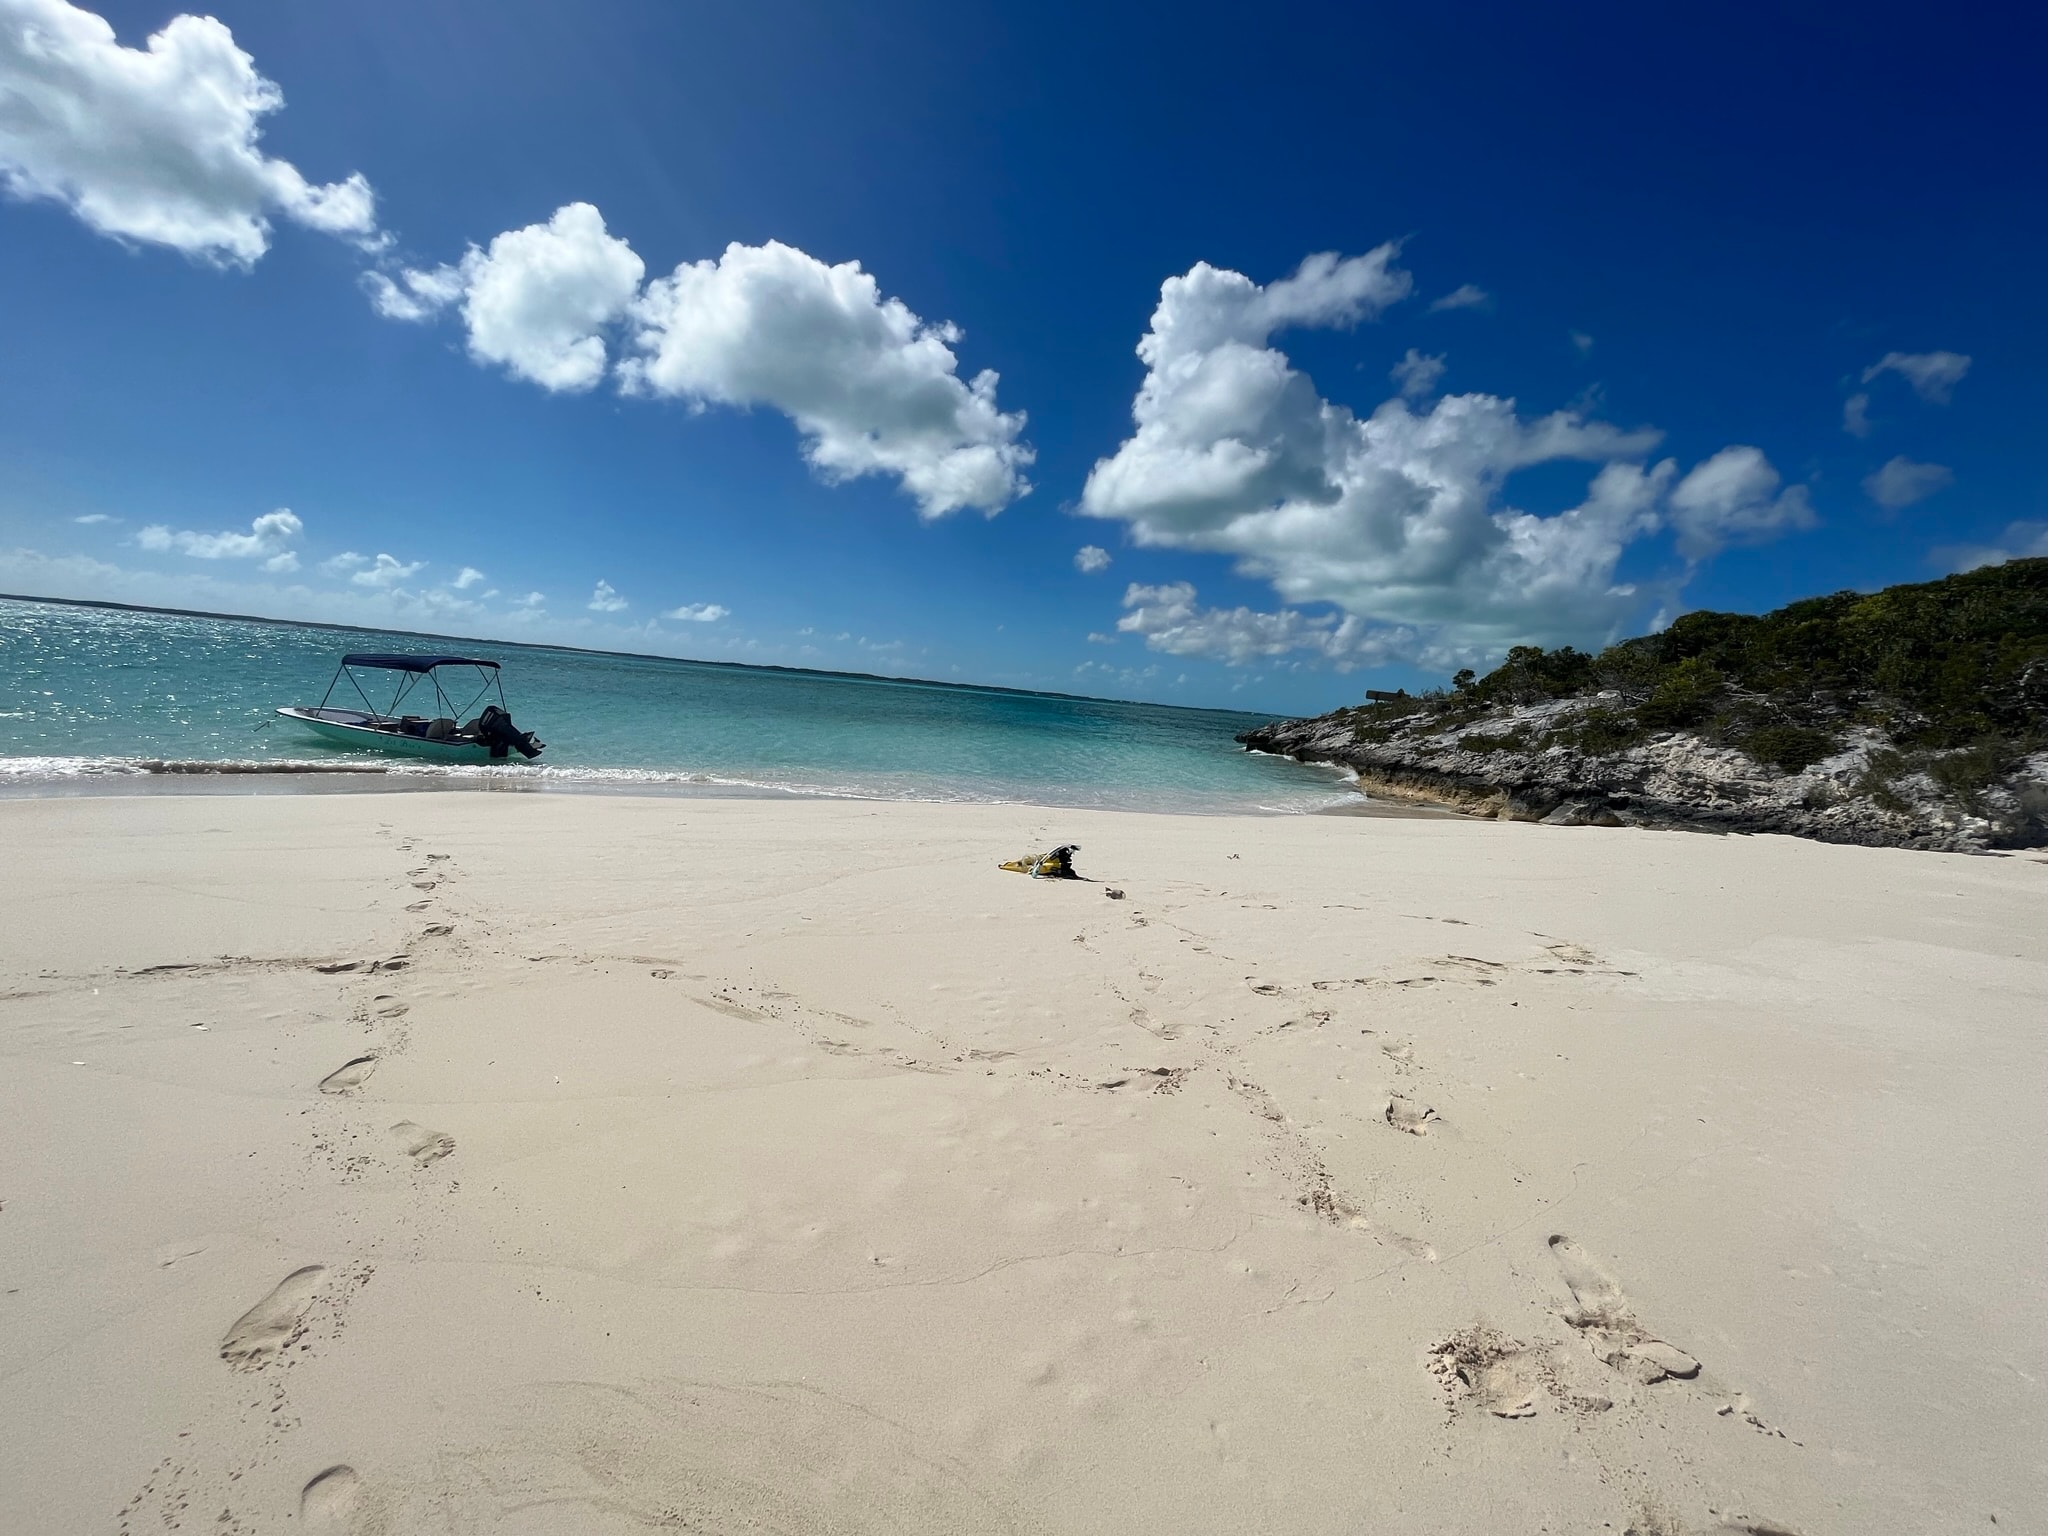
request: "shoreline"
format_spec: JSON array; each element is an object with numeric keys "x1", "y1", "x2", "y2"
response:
[{"x1": 0, "y1": 755, "x2": 1396, "y2": 818}]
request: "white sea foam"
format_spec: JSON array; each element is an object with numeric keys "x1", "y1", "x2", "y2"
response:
[{"x1": 0, "y1": 752, "x2": 1361, "y2": 814}]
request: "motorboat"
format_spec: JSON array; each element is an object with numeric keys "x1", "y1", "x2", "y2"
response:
[{"x1": 277, "y1": 653, "x2": 545, "y2": 762}]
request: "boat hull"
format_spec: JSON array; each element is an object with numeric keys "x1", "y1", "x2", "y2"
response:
[{"x1": 275, "y1": 708, "x2": 529, "y2": 763}]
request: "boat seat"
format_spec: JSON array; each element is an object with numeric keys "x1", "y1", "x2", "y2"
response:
[{"x1": 425, "y1": 717, "x2": 458, "y2": 740}]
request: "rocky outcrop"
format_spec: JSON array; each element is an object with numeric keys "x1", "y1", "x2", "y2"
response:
[{"x1": 1241, "y1": 696, "x2": 2048, "y2": 852}]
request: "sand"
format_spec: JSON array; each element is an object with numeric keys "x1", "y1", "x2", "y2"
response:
[{"x1": 0, "y1": 790, "x2": 2042, "y2": 1534}]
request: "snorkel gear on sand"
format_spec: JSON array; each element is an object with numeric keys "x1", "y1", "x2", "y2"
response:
[{"x1": 999, "y1": 844, "x2": 1080, "y2": 879}]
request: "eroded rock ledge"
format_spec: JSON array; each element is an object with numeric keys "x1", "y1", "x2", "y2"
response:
[{"x1": 1240, "y1": 698, "x2": 2048, "y2": 852}]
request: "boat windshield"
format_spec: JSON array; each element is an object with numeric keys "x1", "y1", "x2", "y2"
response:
[{"x1": 318, "y1": 655, "x2": 509, "y2": 721}]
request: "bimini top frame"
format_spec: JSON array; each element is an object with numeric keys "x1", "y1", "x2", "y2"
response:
[{"x1": 319, "y1": 653, "x2": 508, "y2": 722}]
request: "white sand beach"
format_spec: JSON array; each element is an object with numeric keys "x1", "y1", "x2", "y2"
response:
[{"x1": 1, "y1": 791, "x2": 2042, "y2": 1534}]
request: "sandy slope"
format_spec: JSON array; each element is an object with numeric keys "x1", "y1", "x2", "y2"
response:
[{"x1": 0, "y1": 791, "x2": 2041, "y2": 1534}]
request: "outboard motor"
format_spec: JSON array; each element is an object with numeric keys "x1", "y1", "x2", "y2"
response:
[{"x1": 475, "y1": 704, "x2": 544, "y2": 760}]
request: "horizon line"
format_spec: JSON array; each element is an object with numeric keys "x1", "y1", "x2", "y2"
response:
[{"x1": 0, "y1": 590, "x2": 1287, "y2": 720}]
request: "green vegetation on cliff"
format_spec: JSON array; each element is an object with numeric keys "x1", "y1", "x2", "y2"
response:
[{"x1": 1339, "y1": 557, "x2": 2048, "y2": 787}]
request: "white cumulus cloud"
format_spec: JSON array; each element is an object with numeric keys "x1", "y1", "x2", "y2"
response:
[
  {"x1": 451, "y1": 566, "x2": 486, "y2": 589},
  {"x1": 1842, "y1": 392, "x2": 1872, "y2": 437},
  {"x1": 1078, "y1": 252, "x2": 1736, "y2": 654},
  {"x1": 1862, "y1": 349, "x2": 1971, "y2": 405},
  {"x1": 371, "y1": 203, "x2": 644, "y2": 393},
  {"x1": 1667, "y1": 446, "x2": 1816, "y2": 557},
  {"x1": 1116, "y1": 581, "x2": 1419, "y2": 671},
  {"x1": 0, "y1": 0, "x2": 377, "y2": 266},
  {"x1": 1863, "y1": 456, "x2": 1952, "y2": 512},
  {"x1": 72, "y1": 512, "x2": 114, "y2": 524},
  {"x1": 663, "y1": 601, "x2": 727, "y2": 622},
  {"x1": 138, "y1": 507, "x2": 301, "y2": 571},
  {"x1": 372, "y1": 207, "x2": 1032, "y2": 516},
  {"x1": 588, "y1": 579, "x2": 627, "y2": 612},
  {"x1": 620, "y1": 238, "x2": 1032, "y2": 517},
  {"x1": 1074, "y1": 544, "x2": 1112, "y2": 574}
]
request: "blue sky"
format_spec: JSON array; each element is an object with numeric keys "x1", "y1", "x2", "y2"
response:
[{"x1": 2, "y1": 0, "x2": 2042, "y2": 714}]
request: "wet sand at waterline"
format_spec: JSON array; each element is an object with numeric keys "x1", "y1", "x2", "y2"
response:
[{"x1": 0, "y1": 792, "x2": 2040, "y2": 1533}]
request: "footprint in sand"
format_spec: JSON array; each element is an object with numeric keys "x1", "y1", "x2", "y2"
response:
[
  {"x1": 1549, "y1": 1233, "x2": 1629, "y2": 1323},
  {"x1": 220, "y1": 1266, "x2": 325, "y2": 1365},
  {"x1": 418, "y1": 923, "x2": 453, "y2": 939},
  {"x1": 299, "y1": 1466, "x2": 366, "y2": 1530},
  {"x1": 372, "y1": 997, "x2": 408, "y2": 1018},
  {"x1": 1386, "y1": 1094, "x2": 1437, "y2": 1134},
  {"x1": 389, "y1": 1121, "x2": 455, "y2": 1165},
  {"x1": 319, "y1": 1055, "x2": 379, "y2": 1095},
  {"x1": 1429, "y1": 1326, "x2": 1539, "y2": 1418},
  {"x1": 404, "y1": 900, "x2": 432, "y2": 913},
  {"x1": 1548, "y1": 1234, "x2": 1700, "y2": 1382}
]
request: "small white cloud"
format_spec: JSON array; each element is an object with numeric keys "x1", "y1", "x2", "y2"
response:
[
  {"x1": 1863, "y1": 456, "x2": 1953, "y2": 511},
  {"x1": 1390, "y1": 348, "x2": 1446, "y2": 399},
  {"x1": 137, "y1": 507, "x2": 301, "y2": 561},
  {"x1": 363, "y1": 262, "x2": 464, "y2": 323},
  {"x1": 588, "y1": 579, "x2": 627, "y2": 612},
  {"x1": 451, "y1": 566, "x2": 487, "y2": 589},
  {"x1": 1862, "y1": 350, "x2": 1971, "y2": 404},
  {"x1": 1570, "y1": 330, "x2": 1594, "y2": 355},
  {"x1": 1074, "y1": 544, "x2": 1112, "y2": 574},
  {"x1": 343, "y1": 552, "x2": 423, "y2": 588},
  {"x1": 262, "y1": 551, "x2": 297, "y2": 573},
  {"x1": 1428, "y1": 284, "x2": 1491, "y2": 312},
  {"x1": 0, "y1": 0, "x2": 377, "y2": 266},
  {"x1": 1085, "y1": 631, "x2": 1117, "y2": 644},
  {"x1": 1933, "y1": 521, "x2": 2048, "y2": 574},
  {"x1": 1668, "y1": 447, "x2": 1815, "y2": 557},
  {"x1": 72, "y1": 512, "x2": 115, "y2": 524},
  {"x1": 662, "y1": 602, "x2": 728, "y2": 622},
  {"x1": 1842, "y1": 392, "x2": 1872, "y2": 437},
  {"x1": 517, "y1": 591, "x2": 545, "y2": 608}
]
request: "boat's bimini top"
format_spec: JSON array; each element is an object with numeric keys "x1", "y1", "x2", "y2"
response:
[{"x1": 339, "y1": 653, "x2": 501, "y2": 672}]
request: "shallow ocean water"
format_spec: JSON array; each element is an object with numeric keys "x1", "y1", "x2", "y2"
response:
[{"x1": 0, "y1": 599, "x2": 1356, "y2": 813}]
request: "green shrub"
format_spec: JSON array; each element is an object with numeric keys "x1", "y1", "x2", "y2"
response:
[
  {"x1": 1438, "y1": 557, "x2": 2048, "y2": 752},
  {"x1": 1550, "y1": 707, "x2": 1643, "y2": 756},
  {"x1": 1637, "y1": 657, "x2": 1727, "y2": 729},
  {"x1": 1457, "y1": 730, "x2": 1528, "y2": 753},
  {"x1": 1740, "y1": 725, "x2": 1841, "y2": 773},
  {"x1": 1926, "y1": 737, "x2": 2019, "y2": 810},
  {"x1": 1856, "y1": 748, "x2": 1914, "y2": 815}
]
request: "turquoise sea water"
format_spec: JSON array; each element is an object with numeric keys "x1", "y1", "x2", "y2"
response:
[{"x1": 0, "y1": 598, "x2": 1351, "y2": 813}]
